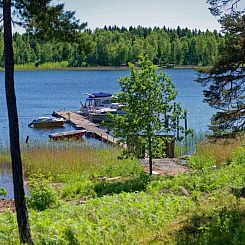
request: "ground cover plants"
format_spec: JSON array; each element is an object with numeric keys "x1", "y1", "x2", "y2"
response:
[{"x1": 0, "y1": 138, "x2": 244, "y2": 244}]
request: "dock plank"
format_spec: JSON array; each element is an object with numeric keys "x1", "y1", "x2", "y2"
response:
[{"x1": 53, "y1": 111, "x2": 122, "y2": 146}]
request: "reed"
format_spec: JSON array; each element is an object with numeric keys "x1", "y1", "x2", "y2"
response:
[
  {"x1": 0, "y1": 150, "x2": 10, "y2": 165},
  {"x1": 196, "y1": 134, "x2": 245, "y2": 164},
  {"x1": 4, "y1": 142, "x2": 140, "y2": 180}
]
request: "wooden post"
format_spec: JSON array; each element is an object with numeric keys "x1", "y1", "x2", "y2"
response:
[
  {"x1": 184, "y1": 110, "x2": 188, "y2": 136},
  {"x1": 176, "y1": 114, "x2": 179, "y2": 141},
  {"x1": 25, "y1": 136, "x2": 29, "y2": 144},
  {"x1": 67, "y1": 112, "x2": 71, "y2": 122}
]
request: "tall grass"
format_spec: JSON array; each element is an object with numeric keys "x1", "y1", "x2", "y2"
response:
[
  {"x1": 0, "y1": 150, "x2": 10, "y2": 165},
  {"x1": 196, "y1": 134, "x2": 245, "y2": 164},
  {"x1": 7, "y1": 142, "x2": 141, "y2": 180}
]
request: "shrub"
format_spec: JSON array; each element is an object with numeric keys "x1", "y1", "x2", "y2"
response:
[
  {"x1": 0, "y1": 188, "x2": 7, "y2": 197},
  {"x1": 189, "y1": 154, "x2": 216, "y2": 170},
  {"x1": 28, "y1": 174, "x2": 58, "y2": 211},
  {"x1": 61, "y1": 180, "x2": 96, "y2": 199},
  {"x1": 94, "y1": 173, "x2": 151, "y2": 197}
]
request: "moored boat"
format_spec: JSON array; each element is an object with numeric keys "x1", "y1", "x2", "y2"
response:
[
  {"x1": 29, "y1": 117, "x2": 65, "y2": 128},
  {"x1": 49, "y1": 130, "x2": 87, "y2": 140},
  {"x1": 79, "y1": 92, "x2": 114, "y2": 115},
  {"x1": 79, "y1": 92, "x2": 125, "y2": 122}
]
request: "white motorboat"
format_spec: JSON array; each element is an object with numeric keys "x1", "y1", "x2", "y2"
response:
[{"x1": 29, "y1": 117, "x2": 65, "y2": 128}]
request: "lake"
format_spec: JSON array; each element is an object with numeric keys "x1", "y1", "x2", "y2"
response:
[{"x1": 0, "y1": 69, "x2": 214, "y2": 147}]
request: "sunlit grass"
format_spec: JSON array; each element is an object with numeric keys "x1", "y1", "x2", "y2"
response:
[
  {"x1": 20, "y1": 144, "x2": 139, "y2": 179},
  {"x1": 0, "y1": 150, "x2": 10, "y2": 165}
]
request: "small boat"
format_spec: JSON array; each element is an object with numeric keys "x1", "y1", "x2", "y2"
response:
[
  {"x1": 49, "y1": 130, "x2": 87, "y2": 140},
  {"x1": 29, "y1": 117, "x2": 65, "y2": 128},
  {"x1": 88, "y1": 105, "x2": 126, "y2": 123}
]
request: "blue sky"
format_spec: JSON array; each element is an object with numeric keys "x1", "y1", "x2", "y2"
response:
[{"x1": 60, "y1": 0, "x2": 221, "y2": 31}]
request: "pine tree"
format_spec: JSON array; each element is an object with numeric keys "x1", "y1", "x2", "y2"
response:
[{"x1": 197, "y1": 0, "x2": 244, "y2": 135}]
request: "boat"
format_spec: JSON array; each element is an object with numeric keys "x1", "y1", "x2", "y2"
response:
[
  {"x1": 79, "y1": 92, "x2": 114, "y2": 115},
  {"x1": 79, "y1": 92, "x2": 125, "y2": 122},
  {"x1": 29, "y1": 117, "x2": 65, "y2": 128},
  {"x1": 88, "y1": 105, "x2": 126, "y2": 123},
  {"x1": 49, "y1": 130, "x2": 87, "y2": 140}
]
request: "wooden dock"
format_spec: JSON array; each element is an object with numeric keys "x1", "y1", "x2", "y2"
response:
[{"x1": 52, "y1": 111, "x2": 121, "y2": 145}]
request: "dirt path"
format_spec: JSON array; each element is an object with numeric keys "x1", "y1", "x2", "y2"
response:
[{"x1": 141, "y1": 158, "x2": 189, "y2": 176}]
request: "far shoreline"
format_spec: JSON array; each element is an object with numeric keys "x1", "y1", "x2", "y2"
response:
[{"x1": 0, "y1": 65, "x2": 210, "y2": 72}]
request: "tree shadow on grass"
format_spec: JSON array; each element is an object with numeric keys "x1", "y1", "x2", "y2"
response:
[
  {"x1": 94, "y1": 173, "x2": 151, "y2": 197},
  {"x1": 175, "y1": 206, "x2": 245, "y2": 245}
]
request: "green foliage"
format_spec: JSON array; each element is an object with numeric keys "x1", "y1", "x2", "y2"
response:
[
  {"x1": 61, "y1": 180, "x2": 96, "y2": 199},
  {"x1": 28, "y1": 174, "x2": 58, "y2": 211},
  {"x1": 0, "y1": 26, "x2": 223, "y2": 68},
  {"x1": 147, "y1": 154, "x2": 245, "y2": 197},
  {"x1": 0, "y1": 188, "x2": 7, "y2": 197},
  {"x1": 232, "y1": 147, "x2": 245, "y2": 165},
  {"x1": 111, "y1": 54, "x2": 189, "y2": 173},
  {"x1": 94, "y1": 173, "x2": 151, "y2": 197},
  {"x1": 177, "y1": 206, "x2": 245, "y2": 245},
  {"x1": 0, "y1": 192, "x2": 193, "y2": 244},
  {"x1": 0, "y1": 143, "x2": 244, "y2": 244},
  {"x1": 189, "y1": 154, "x2": 216, "y2": 170},
  {"x1": 0, "y1": 211, "x2": 18, "y2": 244}
]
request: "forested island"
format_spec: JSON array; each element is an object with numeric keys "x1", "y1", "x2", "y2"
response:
[{"x1": 0, "y1": 26, "x2": 223, "y2": 69}]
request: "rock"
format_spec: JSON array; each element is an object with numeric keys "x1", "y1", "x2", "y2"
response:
[
  {"x1": 178, "y1": 186, "x2": 190, "y2": 197},
  {"x1": 98, "y1": 176, "x2": 122, "y2": 182},
  {"x1": 180, "y1": 155, "x2": 191, "y2": 160},
  {"x1": 159, "y1": 188, "x2": 172, "y2": 195}
]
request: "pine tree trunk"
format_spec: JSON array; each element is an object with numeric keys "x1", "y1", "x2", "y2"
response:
[{"x1": 3, "y1": 0, "x2": 34, "y2": 244}]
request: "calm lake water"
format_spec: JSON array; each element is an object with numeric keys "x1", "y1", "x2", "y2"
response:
[{"x1": 0, "y1": 68, "x2": 213, "y2": 148}]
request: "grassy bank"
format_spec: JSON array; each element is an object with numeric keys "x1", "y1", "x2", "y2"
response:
[{"x1": 0, "y1": 138, "x2": 244, "y2": 244}]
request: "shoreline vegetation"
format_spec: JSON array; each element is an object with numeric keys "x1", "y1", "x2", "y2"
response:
[
  {"x1": 0, "y1": 62, "x2": 211, "y2": 72},
  {"x1": 0, "y1": 136, "x2": 244, "y2": 243}
]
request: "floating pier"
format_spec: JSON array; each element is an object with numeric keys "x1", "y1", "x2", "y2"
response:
[{"x1": 52, "y1": 111, "x2": 121, "y2": 145}]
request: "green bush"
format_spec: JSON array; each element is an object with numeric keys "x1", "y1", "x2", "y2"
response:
[
  {"x1": 28, "y1": 174, "x2": 58, "y2": 211},
  {"x1": 189, "y1": 154, "x2": 216, "y2": 170},
  {"x1": 0, "y1": 188, "x2": 7, "y2": 197},
  {"x1": 94, "y1": 173, "x2": 151, "y2": 197},
  {"x1": 61, "y1": 180, "x2": 96, "y2": 199}
]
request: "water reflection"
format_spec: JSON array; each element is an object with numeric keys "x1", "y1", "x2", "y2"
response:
[{"x1": 0, "y1": 163, "x2": 28, "y2": 200}]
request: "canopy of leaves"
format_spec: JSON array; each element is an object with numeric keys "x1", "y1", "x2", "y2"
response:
[
  {"x1": 111, "y1": 55, "x2": 187, "y2": 157},
  {"x1": 2, "y1": 0, "x2": 87, "y2": 41}
]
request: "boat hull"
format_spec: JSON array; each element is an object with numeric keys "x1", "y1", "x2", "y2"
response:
[{"x1": 33, "y1": 121, "x2": 65, "y2": 128}]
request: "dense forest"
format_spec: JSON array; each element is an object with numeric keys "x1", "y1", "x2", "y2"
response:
[{"x1": 0, "y1": 26, "x2": 224, "y2": 67}]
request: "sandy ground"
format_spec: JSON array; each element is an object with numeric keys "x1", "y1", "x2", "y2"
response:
[{"x1": 0, "y1": 199, "x2": 15, "y2": 213}]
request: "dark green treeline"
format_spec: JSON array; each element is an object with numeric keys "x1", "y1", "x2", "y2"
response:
[{"x1": 0, "y1": 26, "x2": 225, "y2": 67}]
